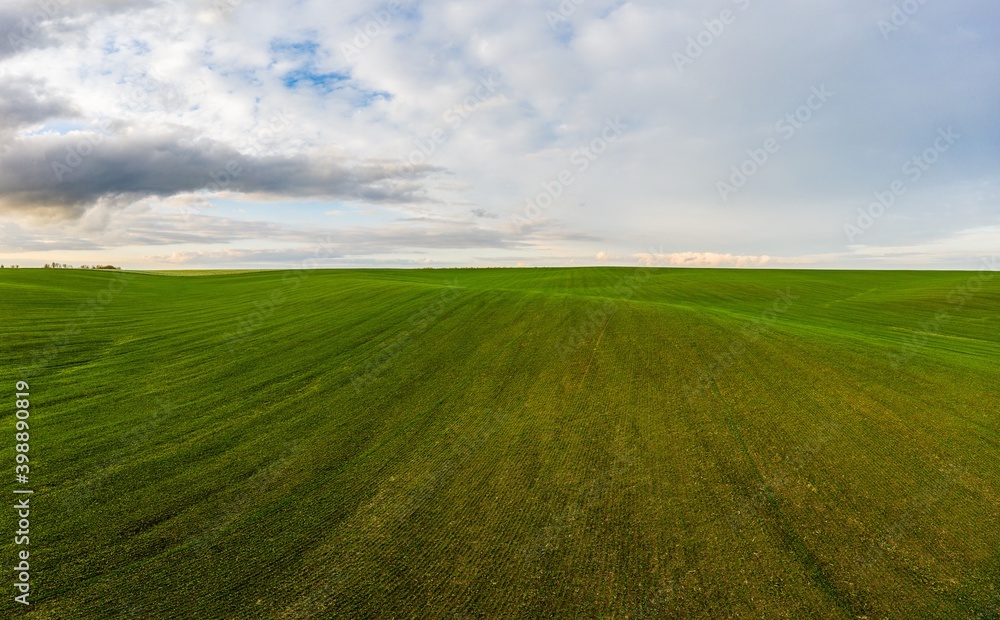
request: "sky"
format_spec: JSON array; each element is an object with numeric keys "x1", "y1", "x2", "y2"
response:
[{"x1": 0, "y1": 0, "x2": 997, "y2": 269}]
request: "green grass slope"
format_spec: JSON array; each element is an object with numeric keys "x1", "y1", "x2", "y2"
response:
[{"x1": 1, "y1": 267, "x2": 998, "y2": 619}]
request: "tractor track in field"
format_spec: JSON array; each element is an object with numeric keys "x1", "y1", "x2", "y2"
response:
[
  {"x1": 576, "y1": 315, "x2": 611, "y2": 394},
  {"x1": 107, "y1": 322, "x2": 536, "y2": 579},
  {"x1": 691, "y1": 340, "x2": 863, "y2": 620}
]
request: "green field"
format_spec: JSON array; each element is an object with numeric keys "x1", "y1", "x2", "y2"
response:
[{"x1": 1, "y1": 267, "x2": 998, "y2": 618}]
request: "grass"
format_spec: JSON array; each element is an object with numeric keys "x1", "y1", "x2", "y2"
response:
[{"x1": 1, "y1": 267, "x2": 998, "y2": 618}]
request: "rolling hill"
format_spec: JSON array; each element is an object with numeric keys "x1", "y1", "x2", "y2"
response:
[{"x1": 1, "y1": 267, "x2": 998, "y2": 618}]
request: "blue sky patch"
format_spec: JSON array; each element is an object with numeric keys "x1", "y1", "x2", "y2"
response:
[{"x1": 282, "y1": 69, "x2": 349, "y2": 91}]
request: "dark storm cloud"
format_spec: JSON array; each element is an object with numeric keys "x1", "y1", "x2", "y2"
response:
[
  {"x1": 0, "y1": 128, "x2": 439, "y2": 218},
  {"x1": 0, "y1": 76, "x2": 78, "y2": 128},
  {"x1": 0, "y1": 0, "x2": 149, "y2": 59}
]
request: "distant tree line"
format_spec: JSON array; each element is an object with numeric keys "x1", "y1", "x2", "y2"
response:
[{"x1": 39, "y1": 263, "x2": 121, "y2": 269}]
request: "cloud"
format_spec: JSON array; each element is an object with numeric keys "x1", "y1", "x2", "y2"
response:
[
  {"x1": 634, "y1": 252, "x2": 776, "y2": 268},
  {"x1": 0, "y1": 203, "x2": 292, "y2": 250},
  {"x1": 844, "y1": 225, "x2": 1000, "y2": 266},
  {"x1": 0, "y1": 127, "x2": 438, "y2": 219},
  {"x1": 0, "y1": 0, "x2": 149, "y2": 60},
  {"x1": 1, "y1": 0, "x2": 998, "y2": 267},
  {"x1": 148, "y1": 248, "x2": 450, "y2": 268},
  {"x1": 0, "y1": 77, "x2": 78, "y2": 129},
  {"x1": 152, "y1": 248, "x2": 343, "y2": 265},
  {"x1": 0, "y1": 200, "x2": 531, "y2": 258}
]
